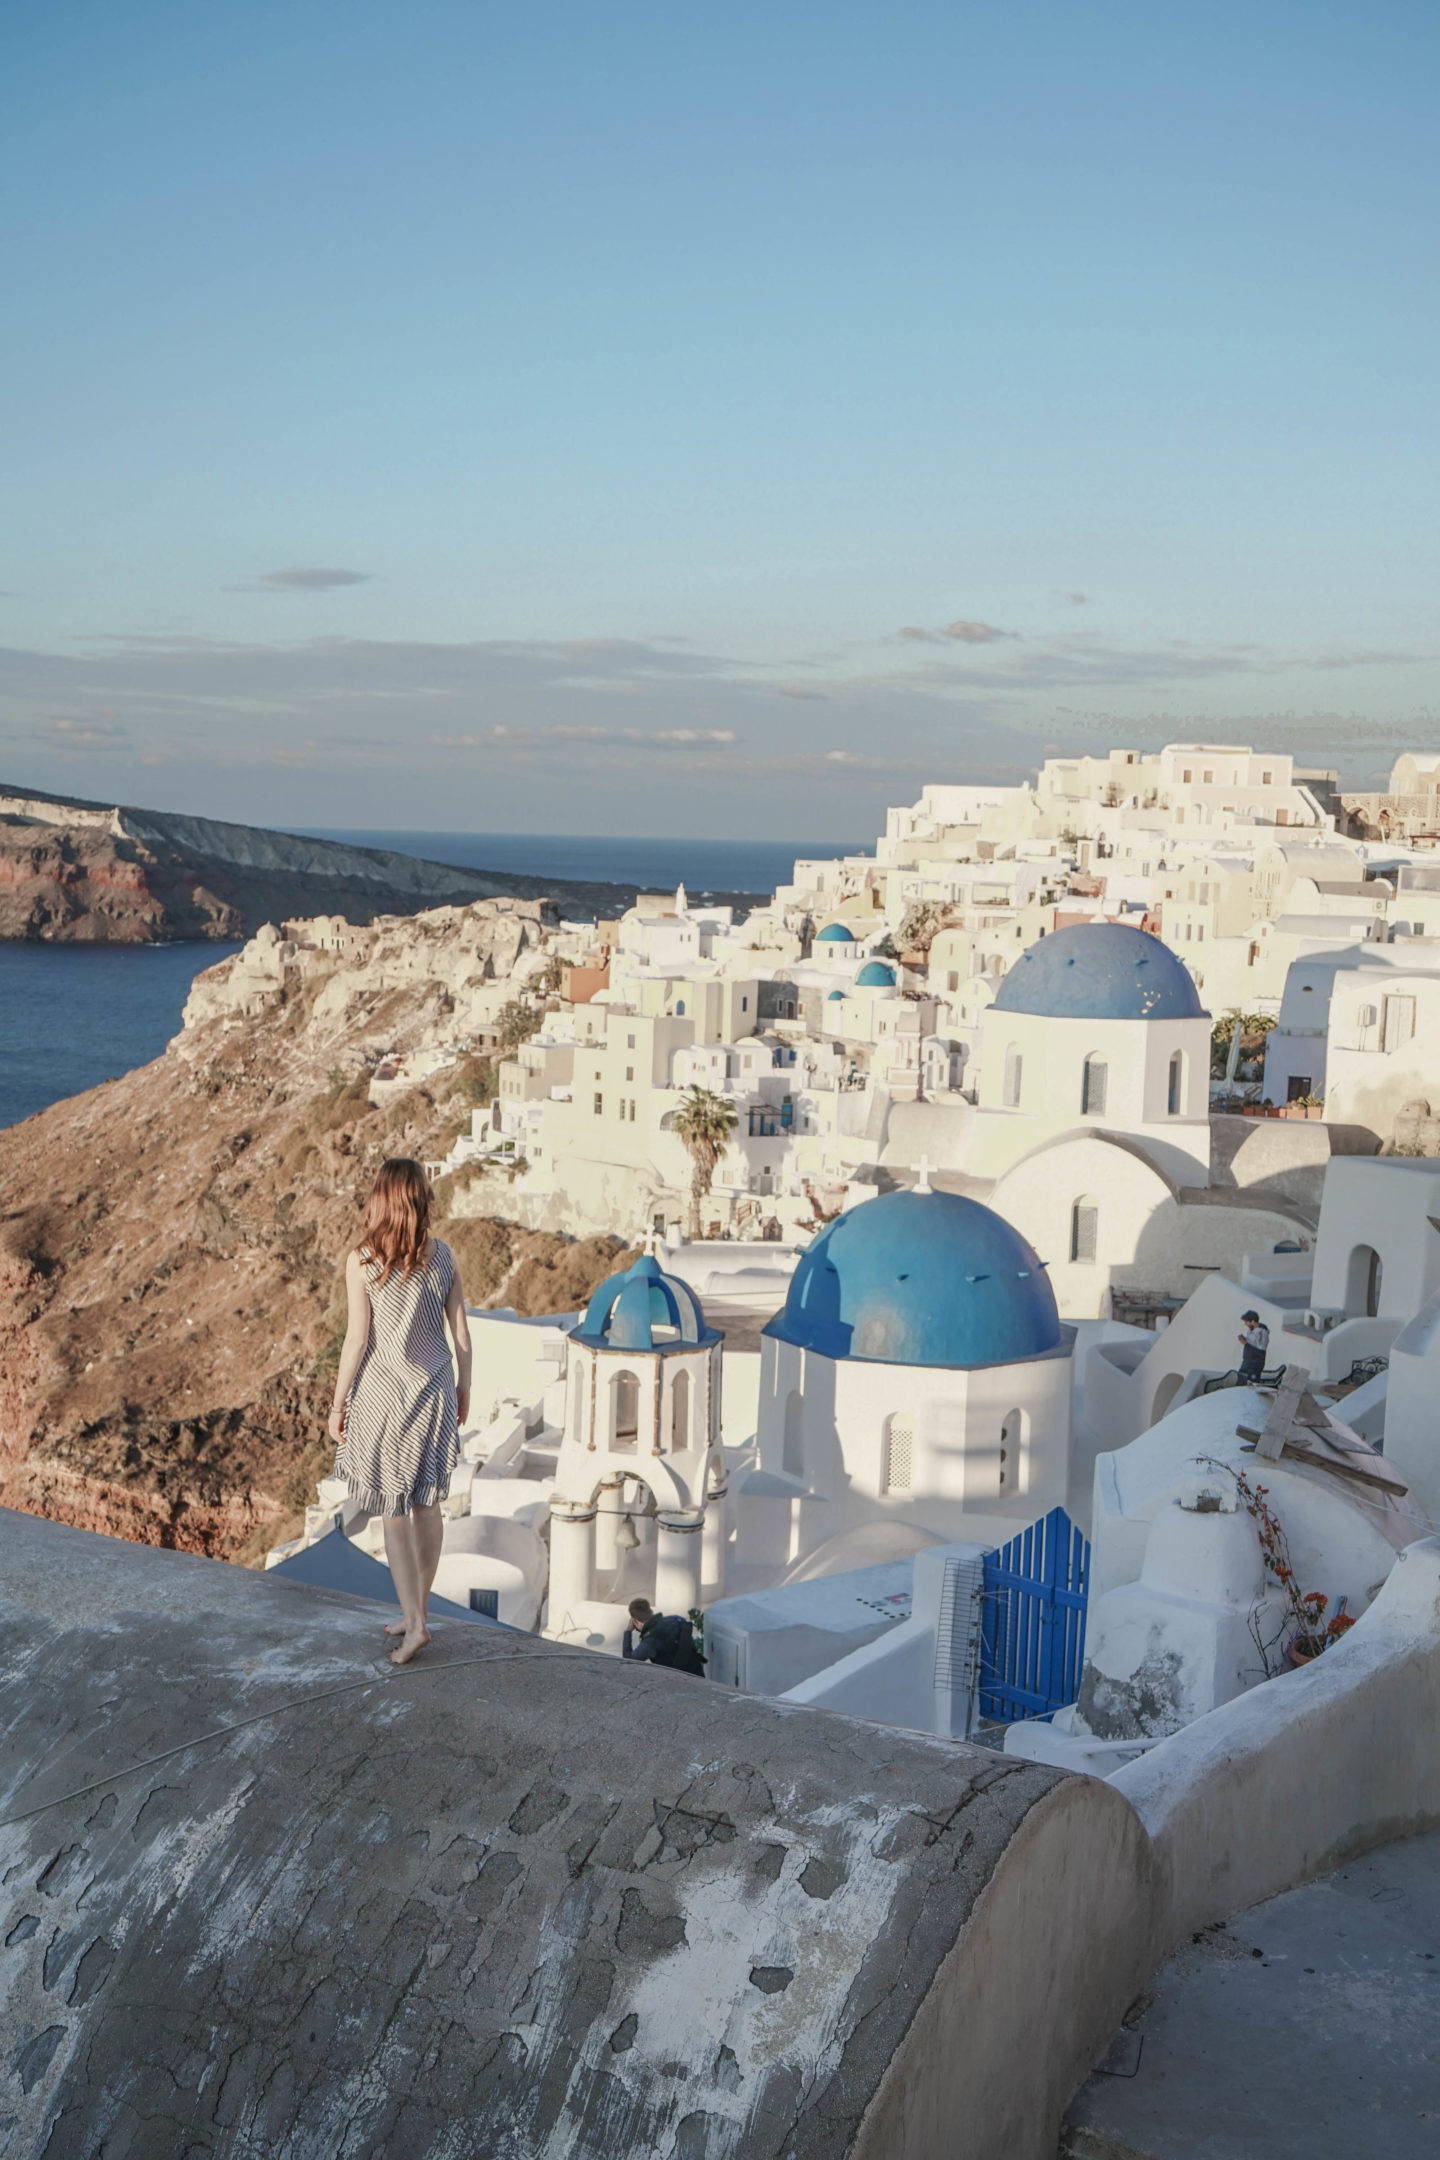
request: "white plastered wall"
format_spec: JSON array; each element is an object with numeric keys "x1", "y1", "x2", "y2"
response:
[
  {"x1": 967, "y1": 1010, "x2": 1212, "y2": 1186},
  {"x1": 750, "y1": 1331, "x2": 1073, "y2": 1555}
]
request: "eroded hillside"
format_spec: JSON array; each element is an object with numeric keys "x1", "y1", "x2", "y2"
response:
[{"x1": 0, "y1": 900, "x2": 633, "y2": 1561}]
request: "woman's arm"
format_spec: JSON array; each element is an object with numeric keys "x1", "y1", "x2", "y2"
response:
[
  {"x1": 444, "y1": 1261, "x2": 473, "y2": 1428},
  {"x1": 327, "y1": 1251, "x2": 372, "y2": 1445}
]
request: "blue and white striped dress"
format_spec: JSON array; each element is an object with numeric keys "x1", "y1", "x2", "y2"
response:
[{"x1": 336, "y1": 1239, "x2": 459, "y2": 1515}]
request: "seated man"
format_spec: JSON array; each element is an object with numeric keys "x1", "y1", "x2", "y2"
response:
[
  {"x1": 621, "y1": 1597, "x2": 706, "y2": 1676},
  {"x1": 1237, "y1": 1309, "x2": 1271, "y2": 1383}
]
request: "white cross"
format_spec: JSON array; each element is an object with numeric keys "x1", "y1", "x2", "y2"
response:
[{"x1": 914, "y1": 1154, "x2": 934, "y2": 1194}]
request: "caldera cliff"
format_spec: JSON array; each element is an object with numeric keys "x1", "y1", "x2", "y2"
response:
[
  {"x1": 0, "y1": 897, "x2": 633, "y2": 1560},
  {"x1": 0, "y1": 782, "x2": 637, "y2": 940}
]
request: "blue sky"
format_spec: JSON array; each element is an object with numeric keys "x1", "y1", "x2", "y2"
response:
[{"x1": 2, "y1": 1, "x2": 1436, "y2": 837}]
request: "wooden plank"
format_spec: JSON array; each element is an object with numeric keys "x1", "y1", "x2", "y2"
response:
[
  {"x1": 1280, "y1": 1435, "x2": 1410, "y2": 1497},
  {"x1": 1254, "y1": 1366, "x2": 1308, "y2": 1460}
]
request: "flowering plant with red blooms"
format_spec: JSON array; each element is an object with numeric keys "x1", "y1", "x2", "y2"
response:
[{"x1": 1201, "y1": 1459, "x2": 1351, "y2": 1669}]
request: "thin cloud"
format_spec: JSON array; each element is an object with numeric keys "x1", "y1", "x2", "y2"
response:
[
  {"x1": 895, "y1": 619, "x2": 1012, "y2": 645},
  {"x1": 50, "y1": 716, "x2": 128, "y2": 747},
  {"x1": 257, "y1": 567, "x2": 373, "y2": 591}
]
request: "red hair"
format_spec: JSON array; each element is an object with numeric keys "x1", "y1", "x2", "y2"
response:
[{"x1": 355, "y1": 1158, "x2": 432, "y2": 1283}]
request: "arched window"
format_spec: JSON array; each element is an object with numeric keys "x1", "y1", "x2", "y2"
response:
[
  {"x1": 610, "y1": 1370, "x2": 639, "y2": 1452},
  {"x1": 1081, "y1": 1056, "x2": 1108, "y2": 1116},
  {"x1": 571, "y1": 1359, "x2": 588, "y2": 1446},
  {"x1": 782, "y1": 1389, "x2": 804, "y2": 1478},
  {"x1": 675, "y1": 999, "x2": 686, "y2": 1016},
  {"x1": 882, "y1": 1413, "x2": 914, "y2": 1494},
  {"x1": 999, "y1": 1408, "x2": 1024, "y2": 1493},
  {"x1": 1002, "y1": 1043, "x2": 1023, "y2": 1107},
  {"x1": 1070, "y1": 1196, "x2": 1099, "y2": 1264},
  {"x1": 670, "y1": 1369, "x2": 690, "y2": 1452},
  {"x1": 1167, "y1": 1050, "x2": 1184, "y2": 1116}
]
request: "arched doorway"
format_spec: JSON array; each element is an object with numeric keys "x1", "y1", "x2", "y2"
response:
[
  {"x1": 1346, "y1": 1244, "x2": 1383, "y2": 1317},
  {"x1": 670, "y1": 1369, "x2": 690, "y2": 1452},
  {"x1": 1152, "y1": 1371, "x2": 1184, "y2": 1420}
]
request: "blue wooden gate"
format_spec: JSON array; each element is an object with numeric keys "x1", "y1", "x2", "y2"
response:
[{"x1": 979, "y1": 1506, "x2": 1090, "y2": 1723}]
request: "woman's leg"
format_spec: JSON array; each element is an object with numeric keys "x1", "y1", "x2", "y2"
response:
[
  {"x1": 383, "y1": 1511, "x2": 432, "y2": 1663},
  {"x1": 412, "y1": 1501, "x2": 444, "y2": 1622}
]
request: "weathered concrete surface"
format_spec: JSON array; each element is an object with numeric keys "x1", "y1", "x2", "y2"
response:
[
  {"x1": 1063, "y1": 1827, "x2": 1440, "y2": 2159},
  {"x1": 0, "y1": 1511, "x2": 1156, "y2": 2160}
]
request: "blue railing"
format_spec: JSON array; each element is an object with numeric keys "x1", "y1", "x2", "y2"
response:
[{"x1": 979, "y1": 1506, "x2": 1090, "y2": 1723}]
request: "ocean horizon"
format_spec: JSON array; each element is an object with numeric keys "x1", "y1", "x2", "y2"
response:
[{"x1": 301, "y1": 829, "x2": 866, "y2": 898}]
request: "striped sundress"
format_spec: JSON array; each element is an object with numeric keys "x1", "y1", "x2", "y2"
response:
[{"x1": 335, "y1": 1239, "x2": 459, "y2": 1516}]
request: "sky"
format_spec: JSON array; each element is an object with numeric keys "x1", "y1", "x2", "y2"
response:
[{"x1": 2, "y1": 0, "x2": 1437, "y2": 839}]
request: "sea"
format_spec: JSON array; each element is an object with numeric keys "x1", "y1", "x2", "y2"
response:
[{"x1": 0, "y1": 831, "x2": 862, "y2": 1130}]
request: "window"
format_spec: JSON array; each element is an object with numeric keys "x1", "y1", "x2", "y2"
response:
[
  {"x1": 947, "y1": 970, "x2": 960, "y2": 992},
  {"x1": 670, "y1": 1370, "x2": 690, "y2": 1452},
  {"x1": 1081, "y1": 1057, "x2": 1108, "y2": 1115},
  {"x1": 1382, "y1": 995, "x2": 1416, "y2": 1053},
  {"x1": 627, "y1": 1034, "x2": 636, "y2": 1049},
  {"x1": 1195, "y1": 924, "x2": 1204, "y2": 943},
  {"x1": 676, "y1": 999, "x2": 686, "y2": 1016},
  {"x1": 1003, "y1": 1043, "x2": 1023, "y2": 1107},
  {"x1": 629, "y1": 1099, "x2": 637, "y2": 1123},
  {"x1": 611, "y1": 1371, "x2": 639, "y2": 1452},
  {"x1": 741, "y1": 996, "x2": 748, "y2": 1012},
  {"x1": 1203, "y1": 769, "x2": 1214, "y2": 784},
  {"x1": 882, "y1": 1413, "x2": 914, "y2": 1494},
  {"x1": 999, "y1": 1409, "x2": 1023, "y2": 1493},
  {"x1": 782, "y1": 1390, "x2": 804, "y2": 1478},
  {"x1": 1071, "y1": 1197, "x2": 1098, "y2": 1263},
  {"x1": 625, "y1": 1066, "x2": 634, "y2": 1081},
  {"x1": 593, "y1": 1093, "x2": 603, "y2": 1116},
  {"x1": 1167, "y1": 1051, "x2": 1184, "y2": 1116},
  {"x1": 1262, "y1": 770, "x2": 1273, "y2": 785},
  {"x1": 1182, "y1": 768, "x2": 1192, "y2": 783}
]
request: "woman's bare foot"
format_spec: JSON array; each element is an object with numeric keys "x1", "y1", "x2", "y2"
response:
[
  {"x1": 389, "y1": 1626, "x2": 432, "y2": 1666},
  {"x1": 383, "y1": 1619, "x2": 406, "y2": 1636}
]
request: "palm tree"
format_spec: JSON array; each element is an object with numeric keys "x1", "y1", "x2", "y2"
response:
[{"x1": 673, "y1": 1086, "x2": 738, "y2": 1240}]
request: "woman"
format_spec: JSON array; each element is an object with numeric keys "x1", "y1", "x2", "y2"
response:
[{"x1": 328, "y1": 1158, "x2": 472, "y2": 1665}]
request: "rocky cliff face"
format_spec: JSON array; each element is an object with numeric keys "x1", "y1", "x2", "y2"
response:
[
  {"x1": 0, "y1": 900, "x2": 633, "y2": 1560},
  {"x1": 0, "y1": 782, "x2": 639, "y2": 940}
]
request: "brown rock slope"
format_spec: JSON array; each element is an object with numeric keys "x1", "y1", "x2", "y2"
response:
[{"x1": 0, "y1": 909, "x2": 633, "y2": 1562}]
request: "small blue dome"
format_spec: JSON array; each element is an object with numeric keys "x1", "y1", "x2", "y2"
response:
[
  {"x1": 992, "y1": 922, "x2": 1207, "y2": 1021},
  {"x1": 827, "y1": 988, "x2": 846, "y2": 1001},
  {"x1": 855, "y1": 960, "x2": 896, "y2": 988},
  {"x1": 815, "y1": 922, "x2": 853, "y2": 943},
  {"x1": 571, "y1": 1255, "x2": 720, "y2": 1353},
  {"x1": 765, "y1": 1190, "x2": 1062, "y2": 1370}
]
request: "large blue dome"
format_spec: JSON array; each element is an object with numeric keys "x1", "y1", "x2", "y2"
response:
[
  {"x1": 855, "y1": 960, "x2": 896, "y2": 987},
  {"x1": 991, "y1": 922, "x2": 1207, "y2": 1021},
  {"x1": 815, "y1": 922, "x2": 853, "y2": 943},
  {"x1": 571, "y1": 1255, "x2": 720, "y2": 1353},
  {"x1": 764, "y1": 1190, "x2": 1062, "y2": 1370}
]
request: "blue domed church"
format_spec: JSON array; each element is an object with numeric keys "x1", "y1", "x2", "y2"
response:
[
  {"x1": 746, "y1": 1184, "x2": 1076, "y2": 1555},
  {"x1": 969, "y1": 920, "x2": 1212, "y2": 1189}
]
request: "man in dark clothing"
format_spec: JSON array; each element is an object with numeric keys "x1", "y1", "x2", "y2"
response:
[
  {"x1": 1238, "y1": 1309, "x2": 1271, "y2": 1383},
  {"x1": 622, "y1": 1598, "x2": 706, "y2": 1676}
]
